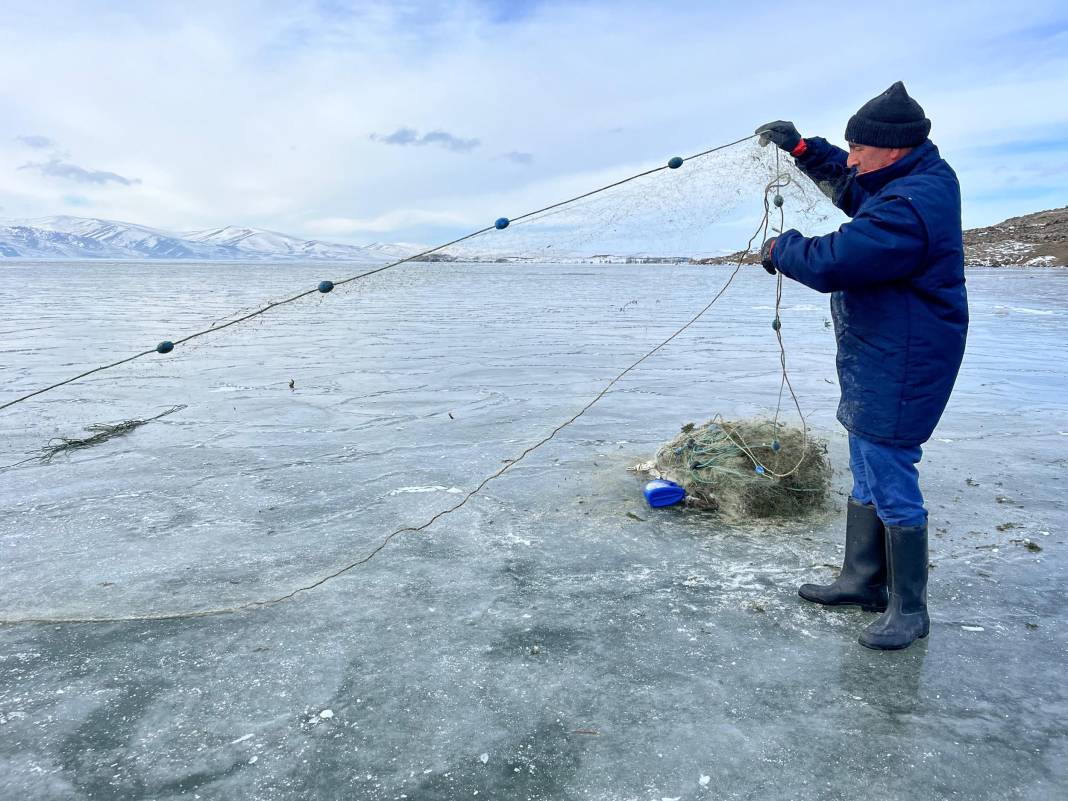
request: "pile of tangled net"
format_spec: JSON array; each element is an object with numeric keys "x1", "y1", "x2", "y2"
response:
[{"x1": 647, "y1": 417, "x2": 832, "y2": 520}]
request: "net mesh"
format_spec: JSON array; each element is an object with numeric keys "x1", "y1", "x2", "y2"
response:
[
  {"x1": 0, "y1": 138, "x2": 847, "y2": 622},
  {"x1": 650, "y1": 417, "x2": 832, "y2": 521},
  {"x1": 423, "y1": 141, "x2": 841, "y2": 263}
]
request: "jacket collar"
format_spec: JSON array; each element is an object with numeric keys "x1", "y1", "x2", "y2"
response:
[{"x1": 855, "y1": 139, "x2": 938, "y2": 193}]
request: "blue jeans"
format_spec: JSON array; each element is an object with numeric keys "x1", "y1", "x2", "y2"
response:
[{"x1": 848, "y1": 433, "x2": 927, "y2": 527}]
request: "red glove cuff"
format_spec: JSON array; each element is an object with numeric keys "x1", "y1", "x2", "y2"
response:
[{"x1": 790, "y1": 138, "x2": 808, "y2": 158}]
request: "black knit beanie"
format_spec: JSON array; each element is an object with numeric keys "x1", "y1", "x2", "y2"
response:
[{"x1": 845, "y1": 81, "x2": 931, "y2": 148}]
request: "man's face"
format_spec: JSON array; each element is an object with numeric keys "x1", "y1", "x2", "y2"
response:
[{"x1": 846, "y1": 143, "x2": 911, "y2": 175}]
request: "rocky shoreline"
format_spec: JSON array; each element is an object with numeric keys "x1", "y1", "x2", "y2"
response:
[{"x1": 963, "y1": 206, "x2": 1067, "y2": 268}]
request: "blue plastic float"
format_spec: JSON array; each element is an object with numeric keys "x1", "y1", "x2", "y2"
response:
[{"x1": 643, "y1": 479, "x2": 686, "y2": 508}]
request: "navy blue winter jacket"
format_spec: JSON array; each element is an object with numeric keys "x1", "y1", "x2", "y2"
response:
[{"x1": 772, "y1": 138, "x2": 968, "y2": 447}]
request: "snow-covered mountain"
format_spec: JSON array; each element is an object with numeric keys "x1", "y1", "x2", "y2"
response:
[
  {"x1": 0, "y1": 216, "x2": 394, "y2": 262},
  {"x1": 359, "y1": 241, "x2": 430, "y2": 260},
  {"x1": 0, "y1": 214, "x2": 753, "y2": 264},
  {"x1": 0, "y1": 216, "x2": 215, "y2": 260},
  {"x1": 181, "y1": 225, "x2": 369, "y2": 260},
  {"x1": 0, "y1": 215, "x2": 729, "y2": 265}
]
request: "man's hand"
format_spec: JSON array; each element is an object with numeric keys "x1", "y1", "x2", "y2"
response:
[
  {"x1": 755, "y1": 121, "x2": 802, "y2": 154},
  {"x1": 760, "y1": 238, "x2": 777, "y2": 275}
]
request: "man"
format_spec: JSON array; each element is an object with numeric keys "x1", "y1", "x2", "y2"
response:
[{"x1": 755, "y1": 81, "x2": 968, "y2": 650}]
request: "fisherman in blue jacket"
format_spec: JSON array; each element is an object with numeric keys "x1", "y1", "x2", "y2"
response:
[{"x1": 756, "y1": 82, "x2": 968, "y2": 650}]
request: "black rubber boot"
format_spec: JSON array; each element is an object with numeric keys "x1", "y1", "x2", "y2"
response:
[
  {"x1": 859, "y1": 523, "x2": 930, "y2": 651},
  {"x1": 799, "y1": 498, "x2": 888, "y2": 612}
]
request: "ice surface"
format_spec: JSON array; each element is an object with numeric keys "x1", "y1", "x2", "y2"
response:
[{"x1": 0, "y1": 261, "x2": 1066, "y2": 800}]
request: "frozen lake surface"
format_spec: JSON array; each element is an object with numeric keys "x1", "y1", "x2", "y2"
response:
[{"x1": 1, "y1": 261, "x2": 1066, "y2": 800}]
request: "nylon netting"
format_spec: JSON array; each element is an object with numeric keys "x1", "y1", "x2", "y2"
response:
[{"x1": 0, "y1": 138, "x2": 846, "y2": 623}]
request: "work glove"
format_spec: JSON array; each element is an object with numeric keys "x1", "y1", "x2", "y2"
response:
[
  {"x1": 755, "y1": 120, "x2": 802, "y2": 154},
  {"x1": 759, "y1": 238, "x2": 777, "y2": 275}
]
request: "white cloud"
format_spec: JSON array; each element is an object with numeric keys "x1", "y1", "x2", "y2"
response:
[
  {"x1": 305, "y1": 209, "x2": 474, "y2": 235},
  {"x1": 15, "y1": 134, "x2": 55, "y2": 149},
  {"x1": 0, "y1": 0, "x2": 1065, "y2": 241},
  {"x1": 370, "y1": 128, "x2": 481, "y2": 152},
  {"x1": 19, "y1": 157, "x2": 140, "y2": 186},
  {"x1": 501, "y1": 151, "x2": 533, "y2": 165}
]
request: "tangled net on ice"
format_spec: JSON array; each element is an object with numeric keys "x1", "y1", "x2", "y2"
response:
[
  {"x1": 32, "y1": 406, "x2": 184, "y2": 466},
  {"x1": 646, "y1": 417, "x2": 831, "y2": 520}
]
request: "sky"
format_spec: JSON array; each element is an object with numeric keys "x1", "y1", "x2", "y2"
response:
[{"x1": 1, "y1": 0, "x2": 1066, "y2": 248}]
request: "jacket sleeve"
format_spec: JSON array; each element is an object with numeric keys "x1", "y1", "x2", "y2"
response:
[
  {"x1": 772, "y1": 195, "x2": 928, "y2": 293},
  {"x1": 794, "y1": 136, "x2": 867, "y2": 218}
]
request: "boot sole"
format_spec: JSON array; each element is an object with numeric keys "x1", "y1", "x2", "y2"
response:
[
  {"x1": 798, "y1": 589, "x2": 887, "y2": 613},
  {"x1": 858, "y1": 630, "x2": 929, "y2": 651}
]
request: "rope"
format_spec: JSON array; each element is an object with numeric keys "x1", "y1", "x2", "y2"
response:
[
  {"x1": 0, "y1": 133, "x2": 823, "y2": 626},
  {"x1": 717, "y1": 145, "x2": 811, "y2": 481},
  {"x1": 0, "y1": 134, "x2": 759, "y2": 414},
  {"x1": 0, "y1": 181, "x2": 775, "y2": 627}
]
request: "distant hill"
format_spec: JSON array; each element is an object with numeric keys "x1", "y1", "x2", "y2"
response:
[
  {"x1": 0, "y1": 215, "x2": 683, "y2": 263},
  {"x1": 0, "y1": 216, "x2": 407, "y2": 262},
  {"x1": 2, "y1": 208, "x2": 1066, "y2": 266},
  {"x1": 963, "y1": 206, "x2": 1067, "y2": 268},
  {"x1": 694, "y1": 206, "x2": 1068, "y2": 268},
  {"x1": 179, "y1": 225, "x2": 369, "y2": 260}
]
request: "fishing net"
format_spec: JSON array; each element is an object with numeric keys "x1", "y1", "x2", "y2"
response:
[
  {"x1": 417, "y1": 140, "x2": 839, "y2": 263},
  {"x1": 644, "y1": 417, "x2": 832, "y2": 520},
  {"x1": 0, "y1": 135, "x2": 847, "y2": 622}
]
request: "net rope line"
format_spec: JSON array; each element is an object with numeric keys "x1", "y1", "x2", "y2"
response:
[
  {"x1": 0, "y1": 134, "x2": 759, "y2": 414},
  {"x1": 0, "y1": 226, "x2": 761, "y2": 626},
  {"x1": 0, "y1": 142, "x2": 809, "y2": 627},
  {"x1": 715, "y1": 143, "x2": 811, "y2": 480}
]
